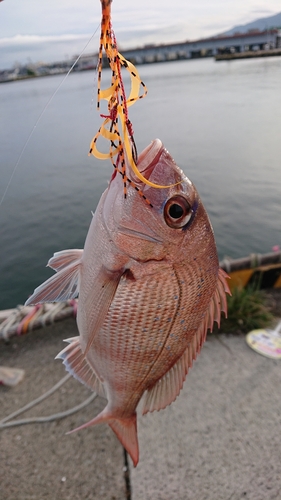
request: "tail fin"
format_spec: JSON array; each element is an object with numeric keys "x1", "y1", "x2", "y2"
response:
[
  {"x1": 109, "y1": 415, "x2": 139, "y2": 467},
  {"x1": 67, "y1": 409, "x2": 139, "y2": 467}
]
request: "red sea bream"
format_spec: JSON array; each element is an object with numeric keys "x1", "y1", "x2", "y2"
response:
[{"x1": 26, "y1": 139, "x2": 230, "y2": 466}]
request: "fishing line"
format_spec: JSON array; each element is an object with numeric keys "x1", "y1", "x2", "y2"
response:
[{"x1": 0, "y1": 26, "x2": 100, "y2": 209}]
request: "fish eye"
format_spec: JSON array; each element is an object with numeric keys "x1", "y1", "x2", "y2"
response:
[{"x1": 164, "y1": 195, "x2": 193, "y2": 229}]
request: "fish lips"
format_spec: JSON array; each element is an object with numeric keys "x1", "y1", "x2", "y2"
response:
[{"x1": 131, "y1": 138, "x2": 164, "y2": 180}]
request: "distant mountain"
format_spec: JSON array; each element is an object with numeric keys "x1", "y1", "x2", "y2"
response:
[{"x1": 219, "y1": 11, "x2": 281, "y2": 36}]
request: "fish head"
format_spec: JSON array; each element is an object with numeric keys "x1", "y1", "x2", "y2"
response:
[{"x1": 102, "y1": 139, "x2": 218, "y2": 266}]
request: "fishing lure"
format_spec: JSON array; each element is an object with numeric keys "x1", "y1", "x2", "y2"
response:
[{"x1": 89, "y1": 0, "x2": 173, "y2": 203}]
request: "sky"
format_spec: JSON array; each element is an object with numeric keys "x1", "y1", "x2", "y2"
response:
[{"x1": 0, "y1": 0, "x2": 281, "y2": 69}]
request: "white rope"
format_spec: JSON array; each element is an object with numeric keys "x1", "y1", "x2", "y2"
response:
[
  {"x1": 0, "y1": 393, "x2": 97, "y2": 429},
  {"x1": 0, "y1": 372, "x2": 97, "y2": 429},
  {"x1": 0, "y1": 373, "x2": 71, "y2": 424}
]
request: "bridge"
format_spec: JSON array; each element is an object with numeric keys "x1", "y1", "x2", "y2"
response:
[
  {"x1": 72, "y1": 28, "x2": 281, "y2": 72},
  {"x1": 120, "y1": 29, "x2": 281, "y2": 64}
]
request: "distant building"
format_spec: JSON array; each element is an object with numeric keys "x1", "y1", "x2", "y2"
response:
[{"x1": 72, "y1": 54, "x2": 98, "y2": 72}]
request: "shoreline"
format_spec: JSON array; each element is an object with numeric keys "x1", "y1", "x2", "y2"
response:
[{"x1": 2, "y1": 48, "x2": 281, "y2": 84}]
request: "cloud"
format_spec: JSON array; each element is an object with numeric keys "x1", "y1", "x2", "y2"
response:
[
  {"x1": 251, "y1": 9, "x2": 275, "y2": 14},
  {"x1": 0, "y1": 34, "x2": 99, "y2": 68},
  {"x1": 0, "y1": 33, "x2": 92, "y2": 47}
]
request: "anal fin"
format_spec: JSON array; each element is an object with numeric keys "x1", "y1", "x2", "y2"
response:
[{"x1": 56, "y1": 336, "x2": 104, "y2": 396}]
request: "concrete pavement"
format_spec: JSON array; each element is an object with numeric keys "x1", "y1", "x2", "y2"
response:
[
  {"x1": 0, "y1": 319, "x2": 126, "y2": 500},
  {"x1": 1, "y1": 319, "x2": 280, "y2": 499},
  {"x1": 131, "y1": 334, "x2": 281, "y2": 500}
]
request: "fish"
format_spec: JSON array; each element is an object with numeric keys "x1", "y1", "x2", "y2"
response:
[{"x1": 26, "y1": 138, "x2": 230, "y2": 466}]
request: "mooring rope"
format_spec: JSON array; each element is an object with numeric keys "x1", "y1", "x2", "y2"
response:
[{"x1": 0, "y1": 300, "x2": 77, "y2": 341}]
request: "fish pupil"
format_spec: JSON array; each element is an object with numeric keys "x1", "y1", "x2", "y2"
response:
[{"x1": 169, "y1": 204, "x2": 184, "y2": 219}]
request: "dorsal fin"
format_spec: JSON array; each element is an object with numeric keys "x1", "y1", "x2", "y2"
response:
[
  {"x1": 142, "y1": 329, "x2": 205, "y2": 415},
  {"x1": 142, "y1": 268, "x2": 230, "y2": 414}
]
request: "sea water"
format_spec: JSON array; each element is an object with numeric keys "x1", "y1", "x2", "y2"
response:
[{"x1": 1, "y1": 57, "x2": 281, "y2": 309}]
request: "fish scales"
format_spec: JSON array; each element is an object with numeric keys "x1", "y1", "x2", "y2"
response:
[
  {"x1": 91, "y1": 269, "x2": 182, "y2": 402},
  {"x1": 26, "y1": 139, "x2": 230, "y2": 466},
  {"x1": 92, "y1": 260, "x2": 217, "y2": 406}
]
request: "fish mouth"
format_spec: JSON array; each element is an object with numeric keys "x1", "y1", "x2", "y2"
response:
[
  {"x1": 130, "y1": 139, "x2": 163, "y2": 182},
  {"x1": 138, "y1": 139, "x2": 163, "y2": 171},
  {"x1": 113, "y1": 139, "x2": 165, "y2": 243}
]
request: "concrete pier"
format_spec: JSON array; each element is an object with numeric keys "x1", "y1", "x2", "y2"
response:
[
  {"x1": 1, "y1": 319, "x2": 280, "y2": 499},
  {"x1": 215, "y1": 48, "x2": 281, "y2": 61}
]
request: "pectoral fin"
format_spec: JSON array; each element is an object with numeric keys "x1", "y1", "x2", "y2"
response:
[
  {"x1": 82, "y1": 268, "x2": 122, "y2": 356},
  {"x1": 25, "y1": 249, "x2": 82, "y2": 305}
]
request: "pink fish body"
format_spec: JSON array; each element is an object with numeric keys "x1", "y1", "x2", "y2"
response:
[{"x1": 26, "y1": 139, "x2": 230, "y2": 466}]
